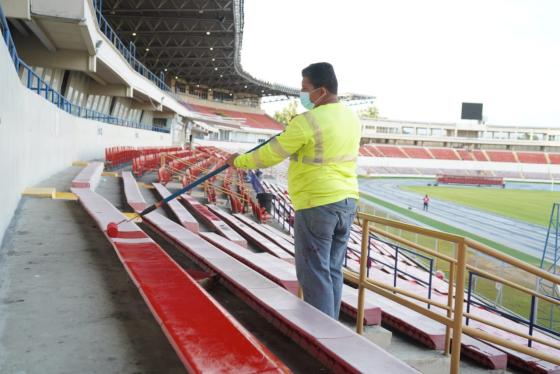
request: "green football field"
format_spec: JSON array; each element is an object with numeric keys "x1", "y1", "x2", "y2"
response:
[{"x1": 402, "y1": 185, "x2": 560, "y2": 227}]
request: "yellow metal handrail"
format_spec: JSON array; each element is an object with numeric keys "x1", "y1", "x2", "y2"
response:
[{"x1": 348, "y1": 212, "x2": 560, "y2": 374}]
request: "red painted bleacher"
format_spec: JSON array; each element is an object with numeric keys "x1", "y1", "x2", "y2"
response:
[
  {"x1": 485, "y1": 150, "x2": 517, "y2": 163},
  {"x1": 105, "y1": 146, "x2": 181, "y2": 167},
  {"x1": 365, "y1": 145, "x2": 384, "y2": 157},
  {"x1": 71, "y1": 162, "x2": 104, "y2": 190},
  {"x1": 118, "y1": 175, "x2": 417, "y2": 373},
  {"x1": 71, "y1": 187, "x2": 289, "y2": 373},
  {"x1": 472, "y1": 150, "x2": 489, "y2": 161},
  {"x1": 189, "y1": 103, "x2": 284, "y2": 131},
  {"x1": 437, "y1": 174, "x2": 504, "y2": 186},
  {"x1": 518, "y1": 152, "x2": 548, "y2": 164},
  {"x1": 359, "y1": 147, "x2": 370, "y2": 156},
  {"x1": 549, "y1": 154, "x2": 560, "y2": 165},
  {"x1": 152, "y1": 183, "x2": 199, "y2": 233},
  {"x1": 401, "y1": 147, "x2": 433, "y2": 159},
  {"x1": 456, "y1": 149, "x2": 475, "y2": 161},
  {"x1": 180, "y1": 194, "x2": 247, "y2": 247},
  {"x1": 376, "y1": 145, "x2": 408, "y2": 158},
  {"x1": 359, "y1": 145, "x2": 558, "y2": 167},
  {"x1": 430, "y1": 148, "x2": 460, "y2": 160}
]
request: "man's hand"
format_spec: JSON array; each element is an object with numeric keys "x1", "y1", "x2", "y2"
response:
[{"x1": 226, "y1": 153, "x2": 240, "y2": 168}]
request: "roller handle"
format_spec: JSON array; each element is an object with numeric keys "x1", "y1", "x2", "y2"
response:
[{"x1": 136, "y1": 134, "x2": 279, "y2": 218}]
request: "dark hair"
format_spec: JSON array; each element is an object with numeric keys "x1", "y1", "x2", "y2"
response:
[{"x1": 301, "y1": 62, "x2": 338, "y2": 94}]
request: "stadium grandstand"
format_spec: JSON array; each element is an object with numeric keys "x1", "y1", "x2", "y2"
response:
[
  {"x1": 359, "y1": 119, "x2": 560, "y2": 180},
  {"x1": 1, "y1": 1, "x2": 559, "y2": 374}
]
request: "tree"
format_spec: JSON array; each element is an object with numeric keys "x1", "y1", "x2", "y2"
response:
[
  {"x1": 359, "y1": 105, "x2": 380, "y2": 119},
  {"x1": 273, "y1": 100, "x2": 298, "y2": 125}
]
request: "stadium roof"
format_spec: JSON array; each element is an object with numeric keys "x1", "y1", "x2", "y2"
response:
[{"x1": 101, "y1": 0, "x2": 298, "y2": 97}]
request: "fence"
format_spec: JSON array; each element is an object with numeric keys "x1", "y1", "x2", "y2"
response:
[{"x1": 347, "y1": 212, "x2": 560, "y2": 374}]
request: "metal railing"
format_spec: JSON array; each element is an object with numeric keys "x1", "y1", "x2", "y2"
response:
[
  {"x1": 0, "y1": 3, "x2": 169, "y2": 133},
  {"x1": 466, "y1": 272, "x2": 560, "y2": 345},
  {"x1": 269, "y1": 195, "x2": 295, "y2": 235},
  {"x1": 348, "y1": 213, "x2": 560, "y2": 374},
  {"x1": 92, "y1": 0, "x2": 170, "y2": 92}
]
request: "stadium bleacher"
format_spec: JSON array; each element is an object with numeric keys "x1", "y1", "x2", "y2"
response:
[
  {"x1": 366, "y1": 145, "x2": 384, "y2": 157},
  {"x1": 485, "y1": 150, "x2": 517, "y2": 163},
  {"x1": 187, "y1": 103, "x2": 284, "y2": 131},
  {"x1": 376, "y1": 145, "x2": 408, "y2": 158},
  {"x1": 360, "y1": 145, "x2": 558, "y2": 165},
  {"x1": 548, "y1": 154, "x2": 560, "y2": 165},
  {"x1": 119, "y1": 172, "x2": 417, "y2": 373},
  {"x1": 517, "y1": 152, "x2": 548, "y2": 164},
  {"x1": 401, "y1": 147, "x2": 433, "y2": 159},
  {"x1": 456, "y1": 149, "x2": 475, "y2": 161},
  {"x1": 430, "y1": 148, "x2": 460, "y2": 160},
  {"x1": 359, "y1": 144, "x2": 560, "y2": 180}
]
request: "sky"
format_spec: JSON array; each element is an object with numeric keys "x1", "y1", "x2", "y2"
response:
[{"x1": 242, "y1": 0, "x2": 560, "y2": 127}]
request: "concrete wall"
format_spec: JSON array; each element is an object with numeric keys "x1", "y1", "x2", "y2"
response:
[
  {"x1": 1, "y1": 0, "x2": 30, "y2": 19},
  {"x1": 0, "y1": 36, "x2": 171, "y2": 245},
  {"x1": 30, "y1": 0, "x2": 84, "y2": 20}
]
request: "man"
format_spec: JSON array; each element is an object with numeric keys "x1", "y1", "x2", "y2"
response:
[
  {"x1": 423, "y1": 194, "x2": 430, "y2": 211},
  {"x1": 226, "y1": 62, "x2": 361, "y2": 319}
]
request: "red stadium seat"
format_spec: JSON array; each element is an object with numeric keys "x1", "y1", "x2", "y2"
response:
[
  {"x1": 376, "y1": 145, "x2": 408, "y2": 158},
  {"x1": 485, "y1": 150, "x2": 516, "y2": 163},
  {"x1": 430, "y1": 148, "x2": 460, "y2": 160},
  {"x1": 401, "y1": 147, "x2": 433, "y2": 159},
  {"x1": 517, "y1": 152, "x2": 547, "y2": 164}
]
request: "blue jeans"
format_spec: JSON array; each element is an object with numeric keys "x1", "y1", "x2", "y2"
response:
[{"x1": 294, "y1": 198, "x2": 357, "y2": 319}]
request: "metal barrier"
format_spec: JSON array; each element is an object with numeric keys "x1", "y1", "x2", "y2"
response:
[
  {"x1": 269, "y1": 195, "x2": 295, "y2": 235},
  {"x1": 0, "y1": 2, "x2": 169, "y2": 133},
  {"x1": 347, "y1": 212, "x2": 560, "y2": 374},
  {"x1": 92, "y1": 0, "x2": 170, "y2": 92}
]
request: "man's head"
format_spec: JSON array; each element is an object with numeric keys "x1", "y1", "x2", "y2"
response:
[{"x1": 300, "y1": 62, "x2": 338, "y2": 109}]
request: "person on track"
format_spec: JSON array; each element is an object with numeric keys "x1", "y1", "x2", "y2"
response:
[
  {"x1": 226, "y1": 62, "x2": 361, "y2": 319},
  {"x1": 423, "y1": 194, "x2": 430, "y2": 211}
]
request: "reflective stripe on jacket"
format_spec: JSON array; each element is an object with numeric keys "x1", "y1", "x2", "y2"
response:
[{"x1": 234, "y1": 102, "x2": 361, "y2": 210}]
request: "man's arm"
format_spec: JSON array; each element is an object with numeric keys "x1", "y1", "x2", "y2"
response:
[{"x1": 229, "y1": 116, "x2": 309, "y2": 169}]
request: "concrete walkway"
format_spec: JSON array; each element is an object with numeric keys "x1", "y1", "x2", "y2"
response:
[
  {"x1": 0, "y1": 167, "x2": 185, "y2": 374},
  {"x1": 0, "y1": 165, "x2": 326, "y2": 374}
]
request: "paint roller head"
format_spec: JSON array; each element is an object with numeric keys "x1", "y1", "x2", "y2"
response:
[{"x1": 106, "y1": 222, "x2": 119, "y2": 238}]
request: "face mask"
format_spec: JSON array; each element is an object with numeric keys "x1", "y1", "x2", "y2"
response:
[
  {"x1": 299, "y1": 91, "x2": 314, "y2": 110},
  {"x1": 299, "y1": 87, "x2": 324, "y2": 110}
]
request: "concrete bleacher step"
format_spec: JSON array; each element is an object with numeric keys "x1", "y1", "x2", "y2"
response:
[
  {"x1": 71, "y1": 161, "x2": 104, "y2": 190},
  {"x1": 234, "y1": 212, "x2": 295, "y2": 253},
  {"x1": 207, "y1": 205, "x2": 294, "y2": 260},
  {"x1": 71, "y1": 187, "x2": 289, "y2": 373},
  {"x1": 199, "y1": 231, "x2": 300, "y2": 294},
  {"x1": 121, "y1": 171, "x2": 148, "y2": 212},
  {"x1": 362, "y1": 325, "x2": 393, "y2": 349},
  {"x1": 120, "y1": 172, "x2": 412, "y2": 372},
  {"x1": 151, "y1": 182, "x2": 200, "y2": 233},
  {"x1": 185, "y1": 269, "x2": 217, "y2": 288},
  {"x1": 139, "y1": 210, "x2": 417, "y2": 372},
  {"x1": 388, "y1": 337, "x2": 452, "y2": 374},
  {"x1": 200, "y1": 231, "x2": 382, "y2": 326},
  {"x1": 180, "y1": 194, "x2": 247, "y2": 247},
  {"x1": 260, "y1": 222, "x2": 295, "y2": 244}
]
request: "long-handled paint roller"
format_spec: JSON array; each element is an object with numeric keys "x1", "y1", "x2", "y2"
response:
[{"x1": 106, "y1": 134, "x2": 280, "y2": 238}]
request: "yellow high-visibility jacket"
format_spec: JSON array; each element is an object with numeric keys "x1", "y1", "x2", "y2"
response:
[{"x1": 234, "y1": 102, "x2": 361, "y2": 211}]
